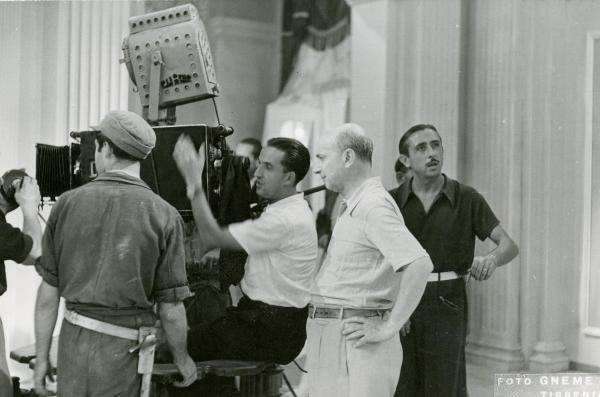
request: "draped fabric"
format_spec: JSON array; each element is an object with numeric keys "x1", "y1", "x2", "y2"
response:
[
  {"x1": 264, "y1": 36, "x2": 350, "y2": 213},
  {"x1": 280, "y1": 0, "x2": 350, "y2": 91}
]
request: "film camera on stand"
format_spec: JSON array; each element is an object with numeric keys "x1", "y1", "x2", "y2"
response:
[{"x1": 32, "y1": 5, "x2": 273, "y2": 397}]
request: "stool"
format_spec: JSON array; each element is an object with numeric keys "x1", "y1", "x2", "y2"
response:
[
  {"x1": 11, "y1": 340, "x2": 286, "y2": 397},
  {"x1": 152, "y1": 360, "x2": 279, "y2": 397}
]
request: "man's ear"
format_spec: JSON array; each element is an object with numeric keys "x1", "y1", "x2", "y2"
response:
[
  {"x1": 284, "y1": 171, "x2": 297, "y2": 186},
  {"x1": 399, "y1": 154, "x2": 410, "y2": 169},
  {"x1": 102, "y1": 142, "x2": 115, "y2": 158},
  {"x1": 342, "y1": 148, "x2": 355, "y2": 168}
]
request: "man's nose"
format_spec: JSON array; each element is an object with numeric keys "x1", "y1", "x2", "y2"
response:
[{"x1": 426, "y1": 145, "x2": 438, "y2": 157}]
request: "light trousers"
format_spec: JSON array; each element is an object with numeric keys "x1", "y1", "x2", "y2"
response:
[{"x1": 306, "y1": 317, "x2": 402, "y2": 397}]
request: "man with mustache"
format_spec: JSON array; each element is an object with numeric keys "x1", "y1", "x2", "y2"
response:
[{"x1": 390, "y1": 124, "x2": 519, "y2": 397}]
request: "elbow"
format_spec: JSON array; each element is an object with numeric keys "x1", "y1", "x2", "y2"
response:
[
  {"x1": 506, "y1": 238, "x2": 519, "y2": 263},
  {"x1": 424, "y1": 257, "x2": 434, "y2": 274},
  {"x1": 413, "y1": 255, "x2": 433, "y2": 275},
  {"x1": 158, "y1": 301, "x2": 185, "y2": 324}
]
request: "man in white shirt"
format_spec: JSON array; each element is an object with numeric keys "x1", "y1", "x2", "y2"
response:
[
  {"x1": 308, "y1": 123, "x2": 433, "y2": 397},
  {"x1": 173, "y1": 136, "x2": 317, "y2": 368}
]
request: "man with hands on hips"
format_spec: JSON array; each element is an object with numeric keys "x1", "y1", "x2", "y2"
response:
[
  {"x1": 389, "y1": 123, "x2": 519, "y2": 397},
  {"x1": 308, "y1": 123, "x2": 433, "y2": 397}
]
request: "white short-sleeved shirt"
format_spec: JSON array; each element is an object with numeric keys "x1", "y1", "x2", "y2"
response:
[
  {"x1": 311, "y1": 177, "x2": 429, "y2": 309},
  {"x1": 229, "y1": 193, "x2": 318, "y2": 308}
]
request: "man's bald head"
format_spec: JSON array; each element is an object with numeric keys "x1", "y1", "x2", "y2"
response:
[{"x1": 330, "y1": 123, "x2": 373, "y2": 164}]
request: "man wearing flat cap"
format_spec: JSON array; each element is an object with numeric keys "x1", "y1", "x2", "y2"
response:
[{"x1": 34, "y1": 110, "x2": 197, "y2": 396}]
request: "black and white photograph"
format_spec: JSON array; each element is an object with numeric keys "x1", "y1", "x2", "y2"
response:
[{"x1": 0, "y1": 0, "x2": 598, "y2": 396}]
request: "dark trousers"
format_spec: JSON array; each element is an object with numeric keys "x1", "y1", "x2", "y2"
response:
[
  {"x1": 188, "y1": 295, "x2": 308, "y2": 364},
  {"x1": 395, "y1": 278, "x2": 467, "y2": 397},
  {"x1": 167, "y1": 296, "x2": 307, "y2": 397}
]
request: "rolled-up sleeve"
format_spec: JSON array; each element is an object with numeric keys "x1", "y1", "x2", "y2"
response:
[
  {"x1": 365, "y1": 204, "x2": 429, "y2": 272},
  {"x1": 228, "y1": 211, "x2": 287, "y2": 255},
  {"x1": 35, "y1": 202, "x2": 60, "y2": 287},
  {"x1": 153, "y1": 214, "x2": 192, "y2": 302}
]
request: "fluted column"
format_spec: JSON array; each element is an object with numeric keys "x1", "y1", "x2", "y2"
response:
[
  {"x1": 202, "y1": 15, "x2": 281, "y2": 143},
  {"x1": 346, "y1": 0, "x2": 463, "y2": 185},
  {"x1": 523, "y1": 0, "x2": 573, "y2": 372},
  {"x1": 345, "y1": 0, "x2": 399, "y2": 186},
  {"x1": 0, "y1": 2, "x2": 23, "y2": 173},
  {"x1": 67, "y1": 0, "x2": 133, "y2": 130},
  {"x1": 461, "y1": 0, "x2": 524, "y2": 371}
]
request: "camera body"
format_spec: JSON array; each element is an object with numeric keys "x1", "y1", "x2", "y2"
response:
[
  {"x1": 35, "y1": 124, "x2": 234, "y2": 220},
  {"x1": 0, "y1": 169, "x2": 27, "y2": 207}
]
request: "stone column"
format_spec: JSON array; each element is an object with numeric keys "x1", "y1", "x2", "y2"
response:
[
  {"x1": 344, "y1": 0, "x2": 399, "y2": 186},
  {"x1": 460, "y1": 0, "x2": 524, "y2": 371}
]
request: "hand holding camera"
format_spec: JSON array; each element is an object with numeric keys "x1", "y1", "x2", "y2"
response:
[{"x1": 14, "y1": 176, "x2": 41, "y2": 214}]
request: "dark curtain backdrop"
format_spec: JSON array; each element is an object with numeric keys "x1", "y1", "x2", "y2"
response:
[{"x1": 280, "y1": 0, "x2": 350, "y2": 91}]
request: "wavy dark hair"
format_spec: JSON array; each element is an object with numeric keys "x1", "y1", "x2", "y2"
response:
[
  {"x1": 266, "y1": 137, "x2": 310, "y2": 184},
  {"x1": 398, "y1": 124, "x2": 441, "y2": 155}
]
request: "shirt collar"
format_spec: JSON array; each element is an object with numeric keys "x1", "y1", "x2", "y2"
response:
[
  {"x1": 398, "y1": 174, "x2": 456, "y2": 208},
  {"x1": 266, "y1": 192, "x2": 304, "y2": 211},
  {"x1": 92, "y1": 172, "x2": 152, "y2": 190},
  {"x1": 343, "y1": 177, "x2": 382, "y2": 214}
]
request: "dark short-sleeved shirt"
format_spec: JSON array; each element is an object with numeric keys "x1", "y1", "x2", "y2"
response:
[
  {"x1": 389, "y1": 175, "x2": 500, "y2": 274},
  {"x1": 36, "y1": 172, "x2": 192, "y2": 326},
  {"x1": 0, "y1": 211, "x2": 33, "y2": 296}
]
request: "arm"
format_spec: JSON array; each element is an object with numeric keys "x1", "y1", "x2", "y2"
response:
[
  {"x1": 342, "y1": 256, "x2": 432, "y2": 347},
  {"x1": 173, "y1": 136, "x2": 242, "y2": 253},
  {"x1": 158, "y1": 302, "x2": 197, "y2": 388},
  {"x1": 470, "y1": 224, "x2": 519, "y2": 281},
  {"x1": 342, "y1": 204, "x2": 432, "y2": 346},
  {"x1": 33, "y1": 281, "x2": 59, "y2": 396},
  {"x1": 16, "y1": 177, "x2": 42, "y2": 264}
]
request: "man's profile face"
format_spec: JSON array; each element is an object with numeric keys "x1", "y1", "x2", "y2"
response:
[
  {"x1": 254, "y1": 146, "x2": 291, "y2": 200},
  {"x1": 315, "y1": 139, "x2": 345, "y2": 193},
  {"x1": 236, "y1": 143, "x2": 258, "y2": 179},
  {"x1": 405, "y1": 128, "x2": 444, "y2": 178}
]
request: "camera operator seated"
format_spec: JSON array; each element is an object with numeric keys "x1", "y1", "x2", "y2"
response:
[
  {"x1": 0, "y1": 170, "x2": 42, "y2": 396},
  {"x1": 172, "y1": 136, "x2": 317, "y2": 395}
]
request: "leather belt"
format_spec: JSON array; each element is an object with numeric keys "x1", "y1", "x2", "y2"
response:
[
  {"x1": 427, "y1": 271, "x2": 460, "y2": 282},
  {"x1": 64, "y1": 309, "x2": 159, "y2": 397},
  {"x1": 308, "y1": 305, "x2": 389, "y2": 319},
  {"x1": 64, "y1": 309, "x2": 139, "y2": 340}
]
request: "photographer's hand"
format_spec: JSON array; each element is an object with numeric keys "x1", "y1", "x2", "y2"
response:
[
  {"x1": 14, "y1": 176, "x2": 41, "y2": 213},
  {"x1": 15, "y1": 176, "x2": 42, "y2": 260}
]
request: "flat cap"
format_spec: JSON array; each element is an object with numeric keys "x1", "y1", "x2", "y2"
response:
[{"x1": 95, "y1": 110, "x2": 156, "y2": 159}]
